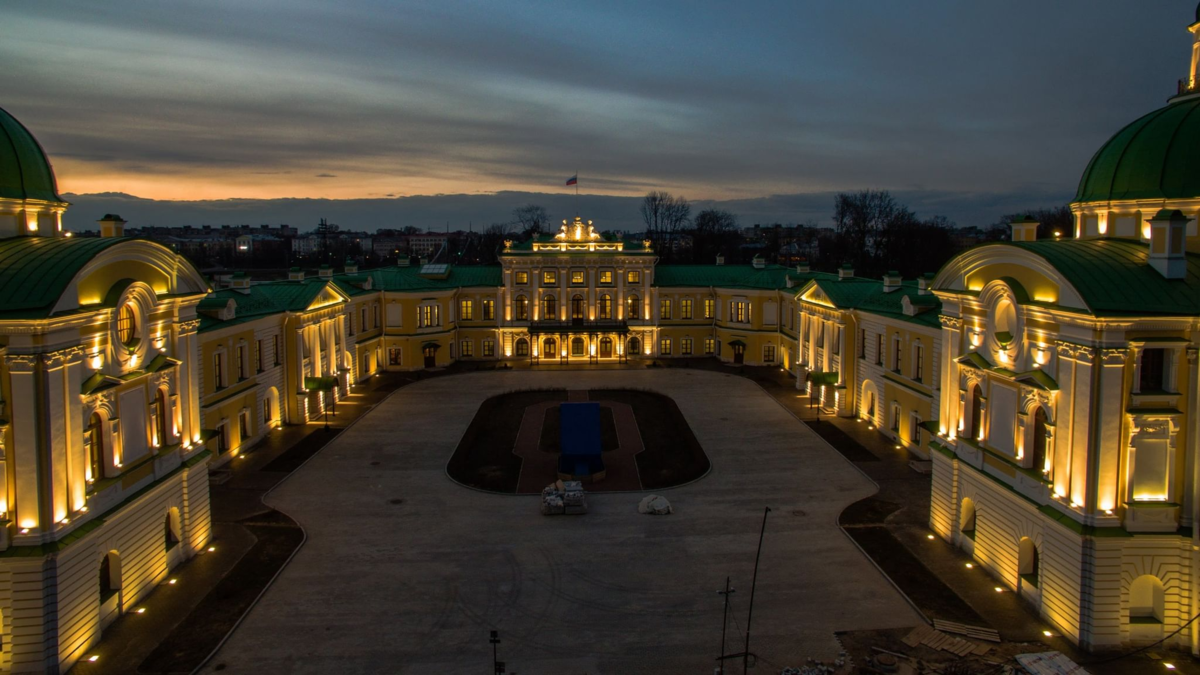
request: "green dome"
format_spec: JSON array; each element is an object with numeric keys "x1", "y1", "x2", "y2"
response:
[
  {"x1": 1075, "y1": 97, "x2": 1200, "y2": 204},
  {"x1": 0, "y1": 106, "x2": 64, "y2": 203}
]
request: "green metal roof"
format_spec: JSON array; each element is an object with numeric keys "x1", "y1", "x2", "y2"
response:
[
  {"x1": 1004, "y1": 238, "x2": 1200, "y2": 316},
  {"x1": 798, "y1": 275, "x2": 943, "y2": 328},
  {"x1": 0, "y1": 236, "x2": 129, "y2": 319},
  {"x1": 356, "y1": 265, "x2": 502, "y2": 292},
  {"x1": 0, "y1": 106, "x2": 64, "y2": 203},
  {"x1": 654, "y1": 264, "x2": 808, "y2": 290},
  {"x1": 198, "y1": 278, "x2": 342, "y2": 331},
  {"x1": 1075, "y1": 97, "x2": 1200, "y2": 203}
]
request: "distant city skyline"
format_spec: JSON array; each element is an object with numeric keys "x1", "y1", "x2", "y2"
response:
[{"x1": 2, "y1": 2, "x2": 1194, "y2": 218}]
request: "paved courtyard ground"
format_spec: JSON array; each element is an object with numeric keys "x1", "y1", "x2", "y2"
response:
[{"x1": 200, "y1": 370, "x2": 920, "y2": 674}]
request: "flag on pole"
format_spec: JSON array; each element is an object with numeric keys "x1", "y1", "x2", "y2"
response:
[{"x1": 565, "y1": 174, "x2": 578, "y2": 186}]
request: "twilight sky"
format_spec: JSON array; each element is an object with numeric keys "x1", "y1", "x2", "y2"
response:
[{"x1": 1, "y1": 1, "x2": 1194, "y2": 228}]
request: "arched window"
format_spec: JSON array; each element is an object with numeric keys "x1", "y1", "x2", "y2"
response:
[
  {"x1": 165, "y1": 508, "x2": 181, "y2": 551},
  {"x1": 117, "y1": 304, "x2": 137, "y2": 346},
  {"x1": 627, "y1": 295, "x2": 640, "y2": 320},
  {"x1": 1018, "y1": 537, "x2": 1038, "y2": 586},
  {"x1": 542, "y1": 294, "x2": 557, "y2": 320},
  {"x1": 628, "y1": 336, "x2": 641, "y2": 356},
  {"x1": 571, "y1": 337, "x2": 585, "y2": 356},
  {"x1": 865, "y1": 392, "x2": 876, "y2": 419},
  {"x1": 598, "y1": 294, "x2": 612, "y2": 320},
  {"x1": 543, "y1": 338, "x2": 557, "y2": 358},
  {"x1": 154, "y1": 389, "x2": 169, "y2": 447},
  {"x1": 88, "y1": 412, "x2": 104, "y2": 483},
  {"x1": 960, "y1": 498, "x2": 976, "y2": 538},
  {"x1": 99, "y1": 551, "x2": 121, "y2": 601},
  {"x1": 1031, "y1": 407, "x2": 1048, "y2": 473},
  {"x1": 1130, "y1": 574, "x2": 1165, "y2": 623},
  {"x1": 515, "y1": 338, "x2": 529, "y2": 356},
  {"x1": 571, "y1": 295, "x2": 584, "y2": 320},
  {"x1": 969, "y1": 384, "x2": 983, "y2": 441},
  {"x1": 514, "y1": 295, "x2": 529, "y2": 321}
]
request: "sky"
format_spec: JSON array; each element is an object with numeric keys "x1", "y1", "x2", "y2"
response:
[{"x1": 1, "y1": 1, "x2": 1195, "y2": 230}]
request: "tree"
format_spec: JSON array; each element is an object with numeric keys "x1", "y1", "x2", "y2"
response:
[
  {"x1": 691, "y1": 209, "x2": 739, "y2": 263},
  {"x1": 640, "y1": 191, "x2": 690, "y2": 261},
  {"x1": 994, "y1": 205, "x2": 1074, "y2": 240},
  {"x1": 512, "y1": 204, "x2": 550, "y2": 237}
]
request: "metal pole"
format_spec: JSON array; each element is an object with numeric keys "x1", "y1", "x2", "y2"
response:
[
  {"x1": 718, "y1": 577, "x2": 734, "y2": 674},
  {"x1": 743, "y1": 507, "x2": 771, "y2": 675},
  {"x1": 490, "y1": 630, "x2": 499, "y2": 674}
]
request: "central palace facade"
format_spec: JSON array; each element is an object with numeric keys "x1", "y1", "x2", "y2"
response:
[{"x1": 4, "y1": 5, "x2": 1200, "y2": 672}]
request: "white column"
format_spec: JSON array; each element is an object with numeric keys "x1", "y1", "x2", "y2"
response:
[{"x1": 7, "y1": 355, "x2": 40, "y2": 531}]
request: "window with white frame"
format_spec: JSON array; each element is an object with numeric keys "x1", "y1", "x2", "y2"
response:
[
  {"x1": 913, "y1": 343, "x2": 924, "y2": 381},
  {"x1": 681, "y1": 298, "x2": 693, "y2": 320},
  {"x1": 460, "y1": 340, "x2": 473, "y2": 358},
  {"x1": 681, "y1": 338, "x2": 693, "y2": 355},
  {"x1": 483, "y1": 339, "x2": 495, "y2": 357},
  {"x1": 660, "y1": 338, "x2": 672, "y2": 355},
  {"x1": 764, "y1": 344, "x2": 776, "y2": 363},
  {"x1": 704, "y1": 337, "x2": 715, "y2": 355}
]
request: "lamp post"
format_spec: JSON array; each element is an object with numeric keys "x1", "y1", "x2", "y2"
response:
[
  {"x1": 744, "y1": 507, "x2": 771, "y2": 675},
  {"x1": 490, "y1": 630, "x2": 500, "y2": 674},
  {"x1": 717, "y1": 577, "x2": 735, "y2": 674}
]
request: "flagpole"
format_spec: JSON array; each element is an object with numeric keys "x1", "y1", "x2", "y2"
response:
[{"x1": 575, "y1": 169, "x2": 579, "y2": 216}]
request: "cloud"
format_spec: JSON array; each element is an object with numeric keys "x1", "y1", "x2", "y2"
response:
[{"x1": 1, "y1": 1, "x2": 1187, "y2": 205}]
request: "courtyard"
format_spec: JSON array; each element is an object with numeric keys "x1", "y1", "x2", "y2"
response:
[{"x1": 199, "y1": 369, "x2": 919, "y2": 674}]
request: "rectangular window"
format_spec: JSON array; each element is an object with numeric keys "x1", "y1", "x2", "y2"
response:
[
  {"x1": 420, "y1": 304, "x2": 440, "y2": 328},
  {"x1": 239, "y1": 409, "x2": 251, "y2": 439},
  {"x1": 388, "y1": 347, "x2": 402, "y2": 365},
  {"x1": 373, "y1": 304, "x2": 379, "y2": 328},
  {"x1": 704, "y1": 337, "x2": 715, "y2": 355},
  {"x1": 1140, "y1": 348, "x2": 1167, "y2": 392},
  {"x1": 214, "y1": 352, "x2": 225, "y2": 388},
  {"x1": 346, "y1": 313, "x2": 354, "y2": 336},
  {"x1": 255, "y1": 340, "x2": 263, "y2": 372},
  {"x1": 482, "y1": 299, "x2": 495, "y2": 321},
  {"x1": 483, "y1": 339, "x2": 495, "y2": 357},
  {"x1": 858, "y1": 329, "x2": 866, "y2": 359},
  {"x1": 876, "y1": 334, "x2": 883, "y2": 365},
  {"x1": 236, "y1": 345, "x2": 246, "y2": 379},
  {"x1": 817, "y1": 321, "x2": 824, "y2": 342},
  {"x1": 660, "y1": 299, "x2": 672, "y2": 320},
  {"x1": 910, "y1": 414, "x2": 922, "y2": 444},
  {"x1": 681, "y1": 338, "x2": 693, "y2": 355},
  {"x1": 627, "y1": 270, "x2": 641, "y2": 284},
  {"x1": 459, "y1": 299, "x2": 474, "y2": 321},
  {"x1": 361, "y1": 307, "x2": 367, "y2": 332},
  {"x1": 542, "y1": 270, "x2": 557, "y2": 286},
  {"x1": 894, "y1": 338, "x2": 902, "y2": 371},
  {"x1": 571, "y1": 270, "x2": 585, "y2": 285},
  {"x1": 273, "y1": 335, "x2": 280, "y2": 365},
  {"x1": 515, "y1": 271, "x2": 529, "y2": 285},
  {"x1": 660, "y1": 338, "x2": 672, "y2": 355},
  {"x1": 704, "y1": 298, "x2": 714, "y2": 319},
  {"x1": 460, "y1": 340, "x2": 473, "y2": 358},
  {"x1": 764, "y1": 344, "x2": 776, "y2": 363},
  {"x1": 681, "y1": 298, "x2": 693, "y2": 320},
  {"x1": 914, "y1": 344, "x2": 924, "y2": 381},
  {"x1": 733, "y1": 301, "x2": 748, "y2": 323},
  {"x1": 832, "y1": 326, "x2": 840, "y2": 355},
  {"x1": 217, "y1": 424, "x2": 229, "y2": 454},
  {"x1": 599, "y1": 270, "x2": 613, "y2": 285}
]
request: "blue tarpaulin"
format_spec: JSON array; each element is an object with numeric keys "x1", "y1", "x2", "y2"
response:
[{"x1": 558, "y1": 402, "x2": 605, "y2": 476}]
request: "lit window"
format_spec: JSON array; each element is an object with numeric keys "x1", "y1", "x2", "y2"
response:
[
  {"x1": 681, "y1": 338, "x2": 693, "y2": 355},
  {"x1": 680, "y1": 298, "x2": 693, "y2": 320},
  {"x1": 627, "y1": 270, "x2": 641, "y2": 284},
  {"x1": 660, "y1": 338, "x2": 672, "y2": 355},
  {"x1": 704, "y1": 338, "x2": 715, "y2": 355},
  {"x1": 514, "y1": 296, "x2": 529, "y2": 321},
  {"x1": 482, "y1": 299, "x2": 495, "y2": 321},
  {"x1": 459, "y1": 300, "x2": 474, "y2": 321},
  {"x1": 599, "y1": 270, "x2": 613, "y2": 285},
  {"x1": 483, "y1": 339, "x2": 495, "y2": 357},
  {"x1": 598, "y1": 294, "x2": 612, "y2": 320},
  {"x1": 515, "y1": 271, "x2": 529, "y2": 285},
  {"x1": 571, "y1": 270, "x2": 585, "y2": 285},
  {"x1": 460, "y1": 340, "x2": 473, "y2": 358},
  {"x1": 703, "y1": 298, "x2": 714, "y2": 319},
  {"x1": 117, "y1": 304, "x2": 137, "y2": 345},
  {"x1": 627, "y1": 295, "x2": 640, "y2": 320},
  {"x1": 660, "y1": 299, "x2": 672, "y2": 320},
  {"x1": 542, "y1": 270, "x2": 557, "y2": 286}
]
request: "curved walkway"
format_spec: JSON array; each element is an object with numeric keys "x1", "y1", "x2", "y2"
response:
[{"x1": 199, "y1": 370, "x2": 919, "y2": 675}]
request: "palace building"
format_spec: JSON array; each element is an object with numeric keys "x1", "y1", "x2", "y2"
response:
[
  {"x1": 5, "y1": 7, "x2": 1200, "y2": 670},
  {"x1": 927, "y1": 5, "x2": 1200, "y2": 652},
  {"x1": 0, "y1": 108, "x2": 212, "y2": 673}
]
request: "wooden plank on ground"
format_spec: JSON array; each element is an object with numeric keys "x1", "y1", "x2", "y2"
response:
[
  {"x1": 933, "y1": 619, "x2": 1002, "y2": 642},
  {"x1": 902, "y1": 625, "x2": 934, "y2": 648}
]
